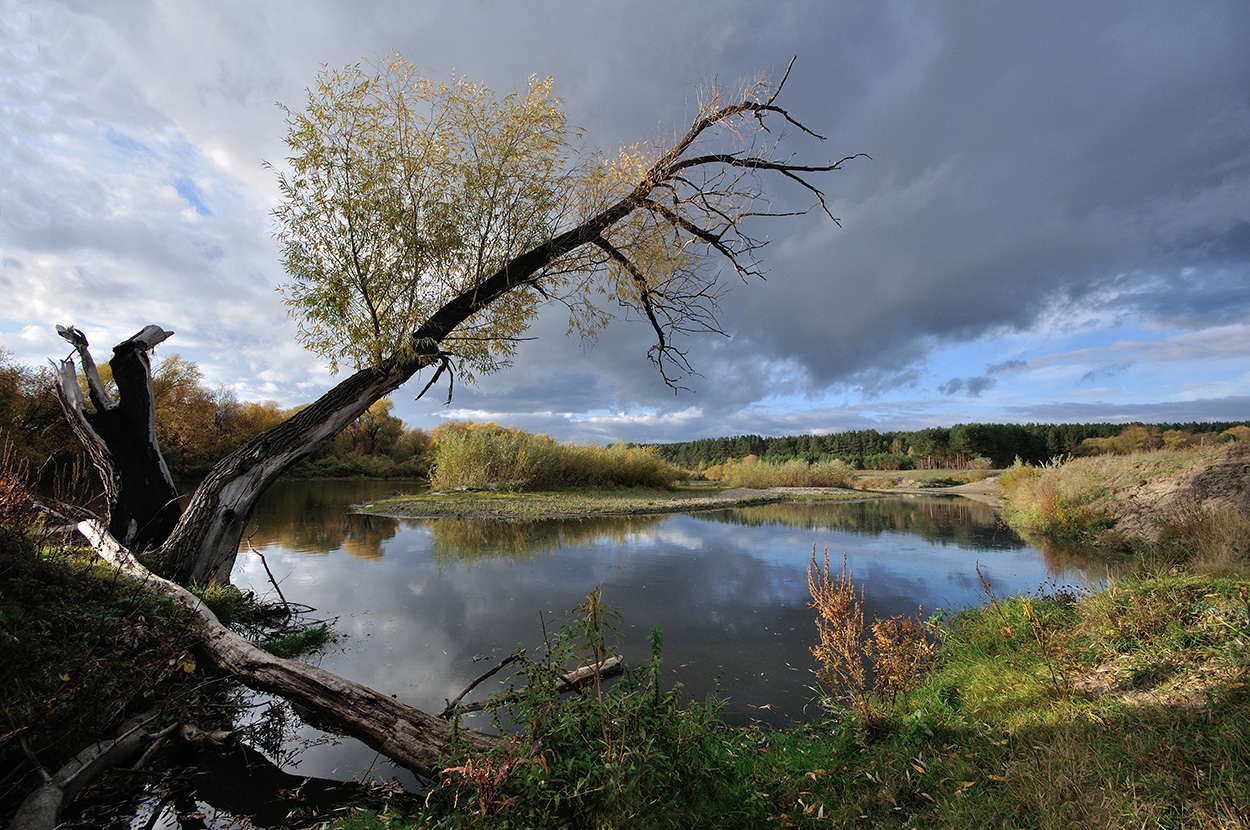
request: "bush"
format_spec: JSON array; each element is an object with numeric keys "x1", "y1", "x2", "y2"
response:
[
  {"x1": 430, "y1": 423, "x2": 685, "y2": 491},
  {"x1": 705, "y1": 456, "x2": 855, "y2": 488},
  {"x1": 0, "y1": 440, "x2": 39, "y2": 564}
]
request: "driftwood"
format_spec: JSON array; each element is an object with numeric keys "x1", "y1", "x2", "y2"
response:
[
  {"x1": 438, "y1": 654, "x2": 625, "y2": 719},
  {"x1": 8, "y1": 711, "x2": 169, "y2": 830},
  {"x1": 75, "y1": 519, "x2": 497, "y2": 780}
]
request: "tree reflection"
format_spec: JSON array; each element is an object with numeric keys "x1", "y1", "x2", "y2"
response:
[
  {"x1": 695, "y1": 497, "x2": 1013, "y2": 549},
  {"x1": 239, "y1": 479, "x2": 413, "y2": 558},
  {"x1": 427, "y1": 514, "x2": 666, "y2": 568}
]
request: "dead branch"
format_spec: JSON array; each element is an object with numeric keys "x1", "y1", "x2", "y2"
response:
[{"x1": 442, "y1": 656, "x2": 625, "y2": 718}]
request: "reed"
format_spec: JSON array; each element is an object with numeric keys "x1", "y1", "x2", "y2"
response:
[
  {"x1": 707, "y1": 455, "x2": 855, "y2": 488},
  {"x1": 430, "y1": 423, "x2": 685, "y2": 491}
]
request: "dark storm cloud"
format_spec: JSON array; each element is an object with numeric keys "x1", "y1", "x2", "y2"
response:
[
  {"x1": 4, "y1": 1, "x2": 1249, "y2": 441},
  {"x1": 714, "y1": 2, "x2": 1250, "y2": 396}
]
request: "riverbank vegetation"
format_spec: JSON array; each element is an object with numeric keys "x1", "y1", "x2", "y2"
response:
[
  {"x1": 0, "y1": 442, "x2": 200, "y2": 818},
  {"x1": 332, "y1": 444, "x2": 1250, "y2": 829},
  {"x1": 703, "y1": 455, "x2": 855, "y2": 488},
  {"x1": 428, "y1": 422, "x2": 684, "y2": 491},
  {"x1": 658, "y1": 420, "x2": 1250, "y2": 472},
  {"x1": 330, "y1": 571, "x2": 1249, "y2": 829},
  {"x1": 1000, "y1": 444, "x2": 1250, "y2": 572}
]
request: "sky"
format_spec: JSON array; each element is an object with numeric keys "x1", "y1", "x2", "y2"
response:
[{"x1": 3, "y1": 1, "x2": 1249, "y2": 445}]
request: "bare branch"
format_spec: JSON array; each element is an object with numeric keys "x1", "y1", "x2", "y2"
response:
[{"x1": 56, "y1": 325, "x2": 116, "y2": 413}]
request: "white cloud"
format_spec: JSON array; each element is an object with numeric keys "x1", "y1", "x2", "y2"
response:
[{"x1": 3, "y1": 1, "x2": 1249, "y2": 441}]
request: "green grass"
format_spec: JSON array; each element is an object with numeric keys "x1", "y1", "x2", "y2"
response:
[
  {"x1": 362, "y1": 485, "x2": 868, "y2": 520},
  {"x1": 259, "y1": 623, "x2": 333, "y2": 659},
  {"x1": 0, "y1": 547, "x2": 203, "y2": 815},
  {"x1": 326, "y1": 570, "x2": 1250, "y2": 829}
]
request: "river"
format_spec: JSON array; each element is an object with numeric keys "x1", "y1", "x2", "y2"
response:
[{"x1": 224, "y1": 478, "x2": 1106, "y2": 789}]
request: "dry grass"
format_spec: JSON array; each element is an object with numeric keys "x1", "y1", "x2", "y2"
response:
[
  {"x1": 807, "y1": 547, "x2": 868, "y2": 716},
  {"x1": 430, "y1": 424, "x2": 685, "y2": 491},
  {"x1": 707, "y1": 456, "x2": 855, "y2": 489},
  {"x1": 1000, "y1": 446, "x2": 1250, "y2": 572},
  {"x1": 807, "y1": 546, "x2": 934, "y2": 721}
]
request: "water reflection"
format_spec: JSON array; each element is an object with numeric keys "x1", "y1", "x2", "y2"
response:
[
  {"x1": 233, "y1": 481, "x2": 1110, "y2": 786},
  {"x1": 696, "y1": 497, "x2": 1012, "y2": 545},
  {"x1": 242, "y1": 479, "x2": 413, "y2": 557},
  {"x1": 428, "y1": 514, "x2": 667, "y2": 567}
]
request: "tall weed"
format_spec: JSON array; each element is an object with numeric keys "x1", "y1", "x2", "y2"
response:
[
  {"x1": 431, "y1": 423, "x2": 684, "y2": 491},
  {"x1": 709, "y1": 456, "x2": 854, "y2": 489},
  {"x1": 807, "y1": 547, "x2": 933, "y2": 723}
]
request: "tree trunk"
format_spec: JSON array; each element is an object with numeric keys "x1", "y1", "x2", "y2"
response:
[
  {"x1": 53, "y1": 325, "x2": 182, "y2": 552},
  {"x1": 153, "y1": 360, "x2": 425, "y2": 584},
  {"x1": 78, "y1": 519, "x2": 497, "y2": 778}
]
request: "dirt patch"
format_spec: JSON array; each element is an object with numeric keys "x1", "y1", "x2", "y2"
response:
[
  {"x1": 1072, "y1": 651, "x2": 1236, "y2": 709},
  {"x1": 1103, "y1": 444, "x2": 1250, "y2": 544}
]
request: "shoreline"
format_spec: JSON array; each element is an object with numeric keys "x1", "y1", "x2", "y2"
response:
[
  {"x1": 358, "y1": 485, "x2": 864, "y2": 520},
  {"x1": 356, "y1": 481, "x2": 1001, "y2": 521}
]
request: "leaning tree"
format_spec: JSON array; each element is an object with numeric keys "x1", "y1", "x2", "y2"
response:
[{"x1": 50, "y1": 55, "x2": 862, "y2": 777}]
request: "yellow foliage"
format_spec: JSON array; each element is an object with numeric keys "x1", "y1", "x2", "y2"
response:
[{"x1": 275, "y1": 56, "x2": 574, "y2": 375}]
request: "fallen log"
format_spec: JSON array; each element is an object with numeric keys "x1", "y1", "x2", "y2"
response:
[
  {"x1": 9, "y1": 711, "x2": 165, "y2": 830},
  {"x1": 439, "y1": 654, "x2": 625, "y2": 719},
  {"x1": 76, "y1": 519, "x2": 497, "y2": 781}
]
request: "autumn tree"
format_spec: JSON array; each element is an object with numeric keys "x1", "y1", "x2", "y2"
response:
[{"x1": 51, "y1": 55, "x2": 861, "y2": 776}]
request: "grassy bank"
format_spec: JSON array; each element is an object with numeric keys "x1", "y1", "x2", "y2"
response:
[
  {"x1": 0, "y1": 543, "x2": 205, "y2": 816},
  {"x1": 361, "y1": 484, "x2": 868, "y2": 520},
  {"x1": 333, "y1": 447, "x2": 1250, "y2": 829},
  {"x1": 999, "y1": 444, "x2": 1250, "y2": 571}
]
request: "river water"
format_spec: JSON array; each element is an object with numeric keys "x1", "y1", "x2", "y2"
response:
[{"x1": 224, "y1": 478, "x2": 1107, "y2": 789}]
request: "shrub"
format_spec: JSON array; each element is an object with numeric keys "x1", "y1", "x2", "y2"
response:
[
  {"x1": 0, "y1": 440, "x2": 39, "y2": 563},
  {"x1": 430, "y1": 423, "x2": 685, "y2": 491},
  {"x1": 709, "y1": 456, "x2": 854, "y2": 488},
  {"x1": 807, "y1": 547, "x2": 933, "y2": 722}
]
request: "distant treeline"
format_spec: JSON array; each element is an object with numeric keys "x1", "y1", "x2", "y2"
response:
[
  {"x1": 6, "y1": 348, "x2": 1247, "y2": 484},
  {"x1": 653, "y1": 421, "x2": 1250, "y2": 471}
]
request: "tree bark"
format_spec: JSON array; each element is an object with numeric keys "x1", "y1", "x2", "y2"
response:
[
  {"x1": 77, "y1": 519, "x2": 497, "y2": 778},
  {"x1": 53, "y1": 325, "x2": 181, "y2": 552}
]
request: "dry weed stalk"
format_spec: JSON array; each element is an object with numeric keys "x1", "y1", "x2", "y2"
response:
[
  {"x1": 807, "y1": 546, "x2": 870, "y2": 716},
  {"x1": 869, "y1": 612, "x2": 936, "y2": 705},
  {"x1": 808, "y1": 546, "x2": 935, "y2": 720},
  {"x1": 0, "y1": 439, "x2": 37, "y2": 542}
]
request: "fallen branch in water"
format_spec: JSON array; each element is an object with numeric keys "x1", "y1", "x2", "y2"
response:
[
  {"x1": 74, "y1": 519, "x2": 497, "y2": 780},
  {"x1": 9, "y1": 710, "x2": 165, "y2": 830},
  {"x1": 442, "y1": 656, "x2": 625, "y2": 718}
]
